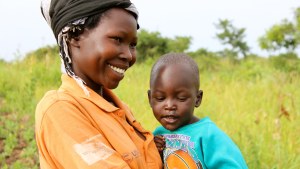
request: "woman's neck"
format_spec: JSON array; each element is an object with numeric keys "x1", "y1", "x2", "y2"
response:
[{"x1": 97, "y1": 86, "x2": 103, "y2": 96}]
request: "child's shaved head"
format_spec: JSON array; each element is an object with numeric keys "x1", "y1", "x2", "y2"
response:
[{"x1": 150, "y1": 53, "x2": 200, "y2": 90}]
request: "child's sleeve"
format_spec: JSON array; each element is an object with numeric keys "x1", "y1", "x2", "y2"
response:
[{"x1": 202, "y1": 123, "x2": 248, "y2": 169}]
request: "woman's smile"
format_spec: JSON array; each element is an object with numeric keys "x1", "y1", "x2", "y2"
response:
[{"x1": 108, "y1": 64, "x2": 126, "y2": 74}]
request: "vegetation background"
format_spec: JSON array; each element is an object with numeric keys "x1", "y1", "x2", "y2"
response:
[{"x1": 0, "y1": 7, "x2": 300, "y2": 169}]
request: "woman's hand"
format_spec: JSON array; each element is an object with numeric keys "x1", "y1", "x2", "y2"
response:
[{"x1": 154, "y1": 135, "x2": 165, "y2": 159}]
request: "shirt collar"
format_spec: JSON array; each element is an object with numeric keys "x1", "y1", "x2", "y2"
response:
[{"x1": 59, "y1": 74, "x2": 122, "y2": 113}]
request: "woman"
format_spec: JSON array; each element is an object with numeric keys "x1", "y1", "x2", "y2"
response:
[{"x1": 35, "y1": 0, "x2": 162, "y2": 168}]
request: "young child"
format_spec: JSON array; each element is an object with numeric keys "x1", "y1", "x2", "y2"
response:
[{"x1": 148, "y1": 53, "x2": 248, "y2": 169}]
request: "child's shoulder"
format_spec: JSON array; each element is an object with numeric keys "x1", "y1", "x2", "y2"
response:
[
  {"x1": 185, "y1": 117, "x2": 215, "y2": 129},
  {"x1": 153, "y1": 117, "x2": 216, "y2": 135},
  {"x1": 153, "y1": 125, "x2": 166, "y2": 135}
]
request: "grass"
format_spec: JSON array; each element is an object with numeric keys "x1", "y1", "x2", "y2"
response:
[{"x1": 0, "y1": 46, "x2": 299, "y2": 168}]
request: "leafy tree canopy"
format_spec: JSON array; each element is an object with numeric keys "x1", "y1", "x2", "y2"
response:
[
  {"x1": 258, "y1": 7, "x2": 300, "y2": 54},
  {"x1": 215, "y1": 19, "x2": 250, "y2": 58},
  {"x1": 136, "y1": 29, "x2": 191, "y2": 62}
]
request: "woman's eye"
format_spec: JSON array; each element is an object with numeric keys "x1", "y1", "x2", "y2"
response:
[
  {"x1": 129, "y1": 42, "x2": 137, "y2": 49},
  {"x1": 112, "y1": 37, "x2": 121, "y2": 43}
]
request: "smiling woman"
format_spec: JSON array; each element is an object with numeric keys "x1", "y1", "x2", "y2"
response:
[
  {"x1": 69, "y1": 8, "x2": 138, "y2": 90},
  {"x1": 34, "y1": 0, "x2": 162, "y2": 168}
]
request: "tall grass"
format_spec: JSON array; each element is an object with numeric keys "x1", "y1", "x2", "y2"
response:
[
  {"x1": 0, "y1": 46, "x2": 299, "y2": 168},
  {"x1": 0, "y1": 46, "x2": 61, "y2": 169}
]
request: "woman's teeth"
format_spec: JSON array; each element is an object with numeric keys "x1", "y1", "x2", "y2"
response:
[{"x1": 109, "y1": 64, "x2": 125, "y2": 74}]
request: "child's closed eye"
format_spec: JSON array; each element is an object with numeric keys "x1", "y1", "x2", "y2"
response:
[{"x1": 155, "y1": 96, "x2": 165, "y2": 102}]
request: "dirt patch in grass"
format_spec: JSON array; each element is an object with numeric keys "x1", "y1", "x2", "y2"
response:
[
  {"x1": 0, "y1": 112, "x2": 33, "y2": 166},
  {"x1": 5, "y1": 134, "x2": 27, "y2": 165},
  {"x1": 0, "y1": 138, "x2": 4, "y2": 153}
]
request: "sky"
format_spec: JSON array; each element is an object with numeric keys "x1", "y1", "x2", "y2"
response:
[{"x1": 0, "y1": 0, "x2": 299, "y2": 61}]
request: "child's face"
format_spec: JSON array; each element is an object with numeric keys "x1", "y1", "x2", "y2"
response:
[
  {"x1": 148, "y1": 64, "x2": 202, "y2": 131},
  {"x1": 70, "y1": 8, "x2": 138, "y2": 91}
]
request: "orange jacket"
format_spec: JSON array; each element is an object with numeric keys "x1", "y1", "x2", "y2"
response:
[{"x1": 35, "y1": 74, "x2": 162, "y2": 169}]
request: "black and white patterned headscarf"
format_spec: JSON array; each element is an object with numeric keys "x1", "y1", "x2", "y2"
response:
[{"x1": 40, "y1": 0, "x2": 139, "y2": 96}]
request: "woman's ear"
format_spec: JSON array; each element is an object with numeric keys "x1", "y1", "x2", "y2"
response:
[
  {"x1": 195, "y1": 90, "x2": 203, "y2": 107},
  {"x1": 68, "y1": 37, "x2": 80, "y2": 48}
]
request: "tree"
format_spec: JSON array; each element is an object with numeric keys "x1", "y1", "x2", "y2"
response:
[
  {"x1": 215, "y1": 19, "x2": 250, "y2": 58},
  {"x1": 258, "y1": 7, "x2": 300, "y2": 54},
  {"x1": 295, "y1": 7, "x2": 300, "y2": 44},
  {"x1": 136, "y1": 29, "x2": 168, "y2": 62},
  {"x1": 167, "y1": 36, "x2": 192, "y2": 53},
  {"x1": 136, "y1": 29, "x2": 191, "y2": 62},
  {"x1": 258, "y1": 19, "x2": 297, "y2": 52}
]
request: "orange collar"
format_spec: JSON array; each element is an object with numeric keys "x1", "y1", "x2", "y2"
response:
[{"x1": 58, "y1": 74, "x2": 123, "y2": 113}]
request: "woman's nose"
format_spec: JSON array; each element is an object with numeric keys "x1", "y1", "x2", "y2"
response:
[{"x1": 120, "y1": 45, "x2": 133, "y2": 62}]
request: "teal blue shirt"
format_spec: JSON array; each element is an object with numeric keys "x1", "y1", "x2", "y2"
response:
[{"x1": 153, "y1": 117, "x2": 248, "y2": 169}]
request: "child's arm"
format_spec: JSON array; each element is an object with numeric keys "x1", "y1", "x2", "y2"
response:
[
  {"x1": 154, "y1": 135, "x2": 165, "y2": 159},
  {"x1": 203, "y1": 124, "x2": 248, "y2": 169}
]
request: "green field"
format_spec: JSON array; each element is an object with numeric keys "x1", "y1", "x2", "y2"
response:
[{"x1": 0, "y1": 46, "x2": 299, "y2": 168}]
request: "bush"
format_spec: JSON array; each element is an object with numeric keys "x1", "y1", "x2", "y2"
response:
[{"x1": 270, "y1": 52, "x2": 300, "y2": 72}]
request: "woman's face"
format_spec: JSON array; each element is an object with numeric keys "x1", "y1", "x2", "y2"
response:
[{"x1": 70, "y1": 8, "x2": 138, "y2": 91}]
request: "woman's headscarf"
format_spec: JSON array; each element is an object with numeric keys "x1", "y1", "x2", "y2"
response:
[{"x1": 40, "y1": 0, "x2": 139, "y2": 96}]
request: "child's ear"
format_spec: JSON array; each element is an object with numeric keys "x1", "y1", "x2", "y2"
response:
[
  {"x1": 147, "y1": 90, "x2": 152, "y2": 107},
  {"x1": 68, "y1": 37, "x2": 80, "y2": 48},
  {"x1": 195, "y1": 90, "x2": 203, "y2": 107}
]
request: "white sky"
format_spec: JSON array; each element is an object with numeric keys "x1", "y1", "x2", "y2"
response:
[{"x1": 0, "y1": 0, "x2": 299, "y2": 61}]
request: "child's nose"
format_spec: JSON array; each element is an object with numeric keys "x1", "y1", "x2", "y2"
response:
[{"x1": 165, "y1": 99, "x2": 176, "y2": 110}]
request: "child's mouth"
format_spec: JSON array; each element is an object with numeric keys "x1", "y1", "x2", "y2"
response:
[{"x1": 162, "y1": 115, "x2": 178, "y2": 124}]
